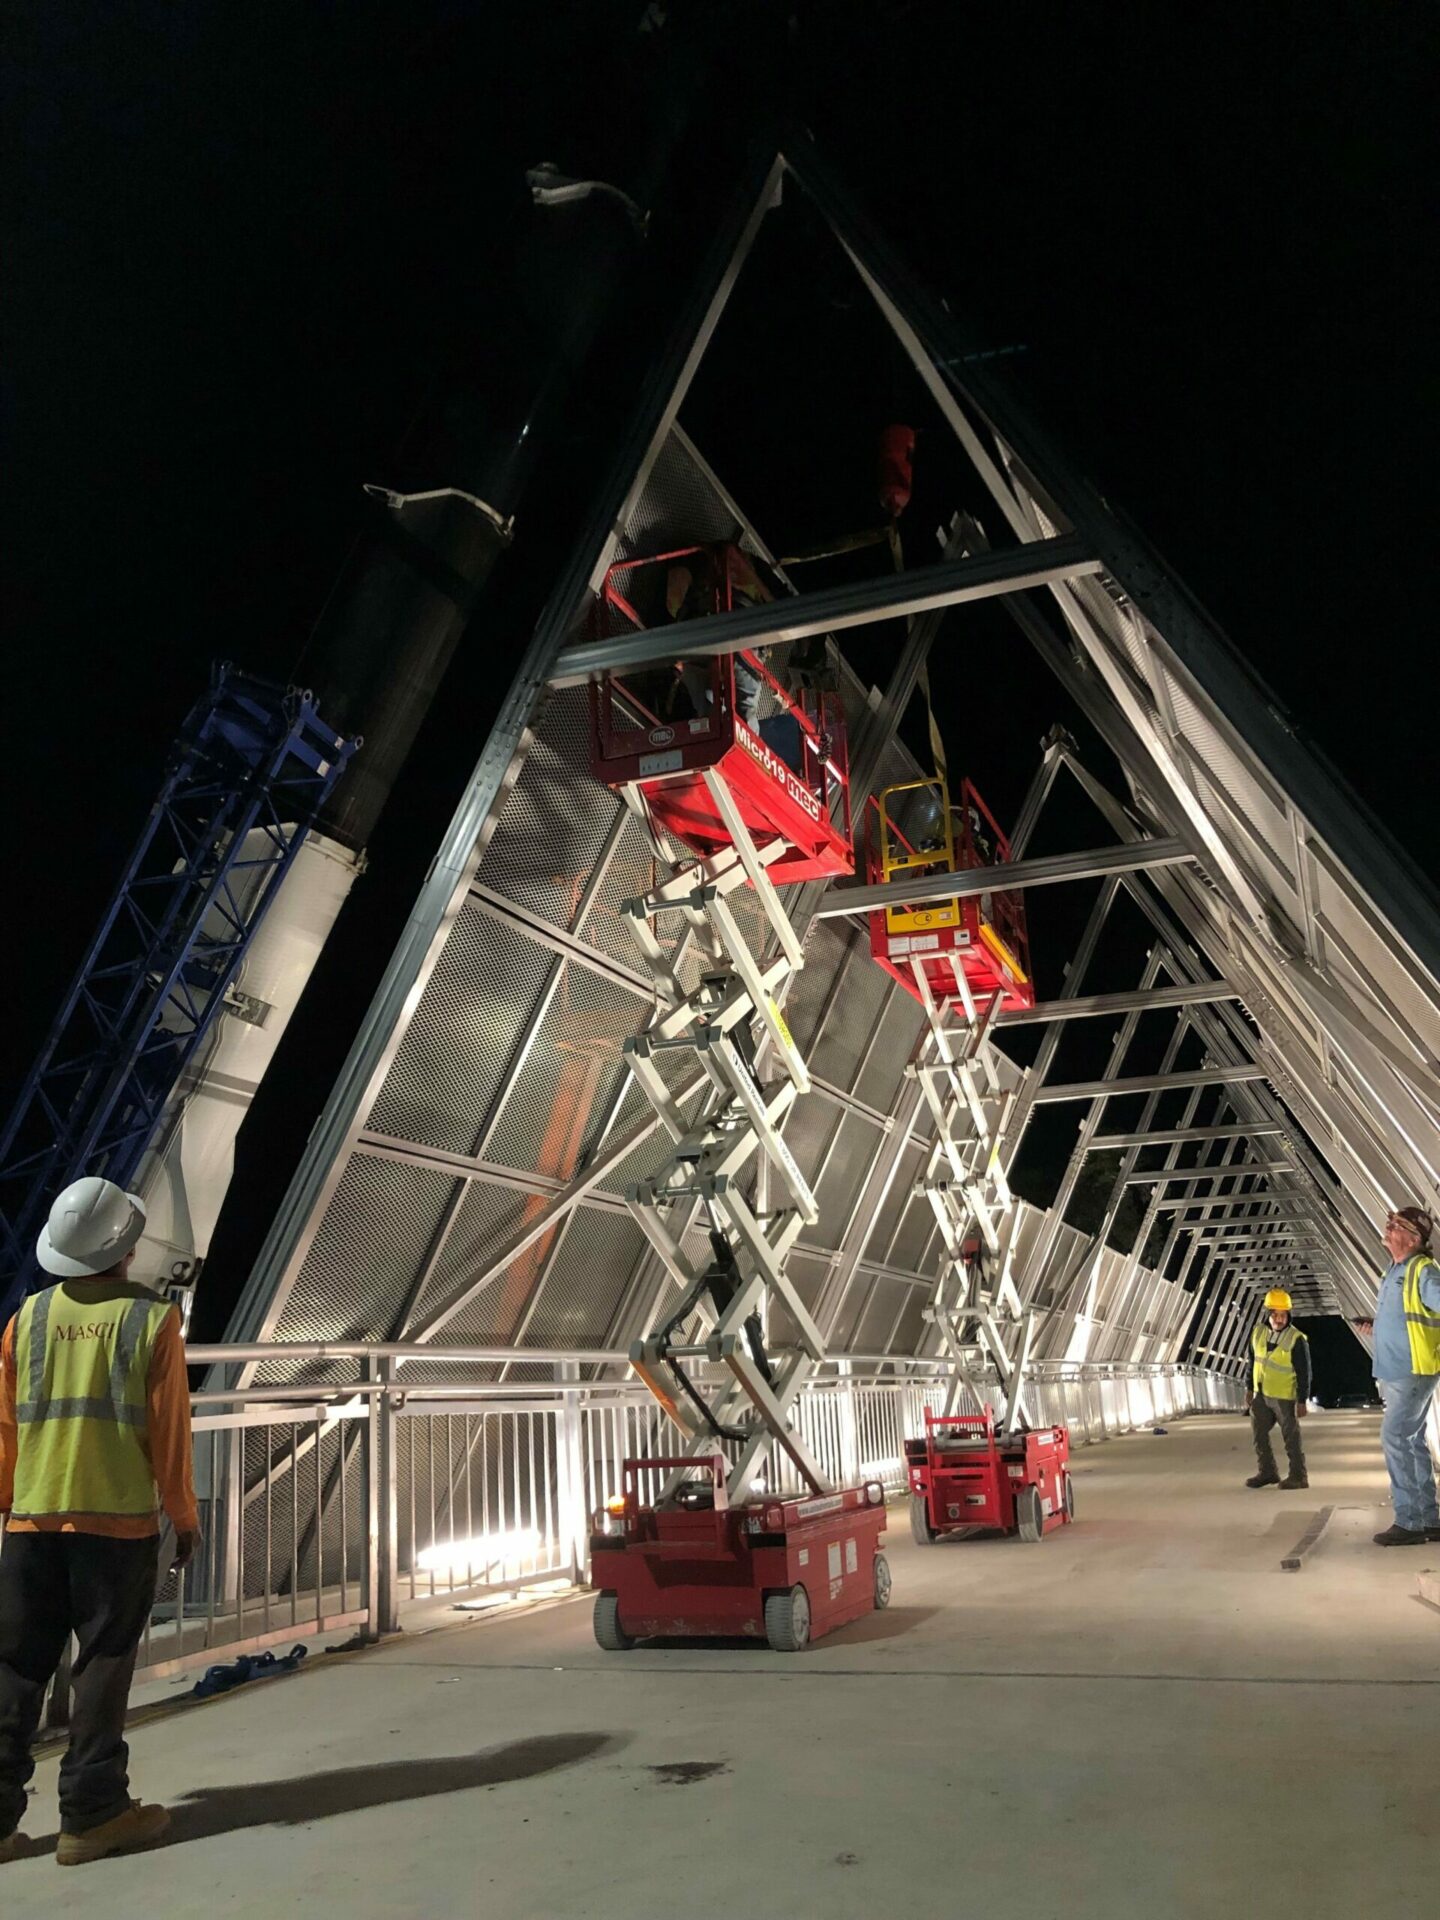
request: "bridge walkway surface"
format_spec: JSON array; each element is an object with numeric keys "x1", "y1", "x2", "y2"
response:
[{"x1": 6, "y1": 1411, "x2": 1436, "y2": 1919}]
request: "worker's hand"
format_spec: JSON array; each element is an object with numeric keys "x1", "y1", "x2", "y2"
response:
[
  {"x1": 171, "y1": 1529, "x2": 199, "y2": 1573},
  {"x1": 1244, "y1": 1392, "x2": 1253, "y2": 1410},
  {"x1": 1351, "y1": 1318, "x2": 1374, "y2": 1337},
  {"x1": 1296, "y1": 1402, "x2": 1308, "y2": 1418}
]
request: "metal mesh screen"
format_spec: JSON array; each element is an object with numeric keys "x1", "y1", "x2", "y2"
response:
[
  {"x1": 477, "y1": 688, "x2": 624, "y2": 932},
  {"x1": 482, "y1": 962, "x2": 646, "y2": 1176},
  {"x1": 368, "y1": 903, "x2": 553, "y2": 1154},
  {"x1": 811, "y1": 1109, "x2": 888, "y2": 1250},
  {"x1": 402, "y1": 1177, "x2": 545, "y2": 1339},
  {"x1": 518, "y1": 1210, "x2": 648, "y2": 1350},
  {"x1": 272, "y1": 1152, "x2": 455, "y2": 1346}
]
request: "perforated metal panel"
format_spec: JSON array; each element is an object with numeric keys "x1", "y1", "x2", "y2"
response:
[
  {"x1": 811, "y1": 1110, "x2": 888, "y2": 1250},
  {"x1": 478, "y1": 688, "x2": 623, "y2": 932},
  {"x1": 272, "y1": 1152, "x2": 455, "y2": 1346},
  {"x1": 482, "y1": 962, "x2": 647, "y2": 1175},
  {"x1": 402, "y1": 1177, "x2": 546, "y2": 1339},
  {"x1": 368, "y1": 904, "x2": 554, "y2": 1154},
  {"x1": 810, "y1": 943, "x2": 889, "y2": 1092},
  {"x1": 857, "y1": 994, "x2": 925, "y2": 1112},
  {"x1": 519, "y1": 1210, "x2": 648, "y2": 1349}
]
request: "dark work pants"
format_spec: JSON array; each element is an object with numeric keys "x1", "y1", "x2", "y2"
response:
[
  {"x1": 1251, "y1": 1394, "x2": 1306, "y2": 1479},
  {"x1": 0, "y1": 1533, "x2": 159, "y2": 1838}
]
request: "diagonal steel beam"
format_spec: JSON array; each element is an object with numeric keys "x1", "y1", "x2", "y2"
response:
[
  {"x1": 1092, "y1": 1123, "x2": 1285, "y2": 1148},
  {"x1": 1123, "y1": 1160, "x2": 1296, "y2": 1186},
  {"x1": 1032, "y1": 1065, "x2": 1269, "y2": 1104},
  {"x1": 548, "y1": 536, "x2": 1100, "y2": 685},
  {"x1": 997, "y1": 982, "x2": 1237, "y2": 1027},
  {"x1": 814, "y1": 837, "x2": 1192, "y2": 918}
]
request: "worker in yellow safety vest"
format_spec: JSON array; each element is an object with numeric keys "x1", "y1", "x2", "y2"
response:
[
  {"x1": 1245, "y1": 1289, "x2": 1311, "y2": 1490},
  {"x1": 1349, "y1": 1204, "x2": 1440, "y2": 1546},
  {"x1": 0, "y1": 1177, "x2": 198, "y2": 1868}
]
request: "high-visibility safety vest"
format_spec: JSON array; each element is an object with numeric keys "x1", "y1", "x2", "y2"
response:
[
  {"x1": 1251, "y1": 1322, "x2": 1307, "y2": 1401},
  {"x1": 1402, "y1": 1255, "x2": 1440, "y2": 1376},
  {"x1": 11, "y1": 1282, "x2": 172, "y2": 1521}
]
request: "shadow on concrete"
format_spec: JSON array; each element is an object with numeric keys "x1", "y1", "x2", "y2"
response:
[
  {"x1": 830, "y1": 1605, "x2": 939, "y2": 1645},
  {"x1": 35, "y1": 1732, "x2": 624, "y2": 1853}
]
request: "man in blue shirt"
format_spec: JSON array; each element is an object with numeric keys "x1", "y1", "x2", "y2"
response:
[{"x1": 1352, "y1": 1205, "x2": 1440, "y2": 1546}]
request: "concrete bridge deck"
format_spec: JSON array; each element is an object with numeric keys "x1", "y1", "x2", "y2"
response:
[{"x1": 7, "y1": 1410, "x2": 1436, "y2": 1919}]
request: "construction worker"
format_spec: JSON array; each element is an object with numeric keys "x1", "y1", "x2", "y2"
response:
[
  {"x1": 0, "y1": 1177, "x2": 198, "y2": 1868},
  {"x1": 1245, "y1": 1288, "x2": 1310, "y2": 1489},
  {"x1": 1350, "y1": 1205, "x2": 1440, "y2": 1546}
]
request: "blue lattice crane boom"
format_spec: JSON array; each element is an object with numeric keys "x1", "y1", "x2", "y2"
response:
[{"x1": 0, "y1": 665, "x2": 356, "y2": 1326}]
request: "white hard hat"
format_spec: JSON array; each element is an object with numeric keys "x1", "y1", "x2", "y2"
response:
[{"x1": 36, "y1": 1176, "x2": 147, "y2": 1278}]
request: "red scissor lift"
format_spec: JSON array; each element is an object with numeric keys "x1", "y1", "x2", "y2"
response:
[
  {"x1": 586, "y1": 543, "x2": 885, "y2": 1652},
  {"x1": 863, "y1": 781, "x2": 1077, "y2": 1540},
  {"x1": 590, "y1": 1458, "x2": 889, "y2": 1652},
  {"x1": 906, "y1": 1410, "x2": 1074, "y2": 1545}
]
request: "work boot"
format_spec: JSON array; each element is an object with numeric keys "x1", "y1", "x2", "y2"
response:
[
  {"x1": 55, "y1": 1802, "x2": 170, "y2": 1868},
  {"x1": 1245, "y1": 1472, "x2": 1280, "y2": 1488},
  {"x1": 1371, "y1": 1524, "x2": 1428, "y2": 1548},
  {"x1": 1279, "y1": 1473, "x2": 1309, "y2": 1490}
]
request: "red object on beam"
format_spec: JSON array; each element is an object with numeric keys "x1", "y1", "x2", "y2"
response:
[{"x1": 878, "y1": 423, "x2": 916, "y2": 519}]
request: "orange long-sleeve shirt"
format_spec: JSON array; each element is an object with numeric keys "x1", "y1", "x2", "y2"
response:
[{"x1": 0, "y1": 1290, "x2": 200, "y2": 1537}]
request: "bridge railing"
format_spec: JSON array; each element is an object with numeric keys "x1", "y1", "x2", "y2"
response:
[{"x1": 14, "y1": 1349, "x2": 1242, "y2": 1709}]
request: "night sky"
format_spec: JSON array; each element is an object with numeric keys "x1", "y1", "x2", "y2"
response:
[{"x1": 4, "y1": 4, "x2": 1432, "y2": 1382}]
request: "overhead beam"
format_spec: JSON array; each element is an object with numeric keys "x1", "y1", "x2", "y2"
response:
[
  {"x1": 996, "y1": 981, "x2": 1237, "y2": 1027},
  {"x1": 1194, "y1": 1235, "x2": 1325, "y2": 1250},
  {"x1": 1123, "y1": 1159, "x2": 1296, "y2": 1185},
  {"x1": 1092, "y1": 1122, "x2": 1285, "y2": 1149},
  {"x1": 548, "y1": 534, "x2": 1101, "y2": 686},
  {"x1": 1032, "y1": 1065, "x2": 1269, "y2": 1104},
  {"x1": 815, "y1": 837, "x2": 1193, "y2": 919},
  {"x1": 1154, "y1": 1198, "x2": 1321, "y2": 1220}
]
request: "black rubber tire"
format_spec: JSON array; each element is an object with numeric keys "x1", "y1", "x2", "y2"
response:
[
  {"x1": 909, "y1": 1495, "x2": 937, "y2": 1545},
  {"x1": 1015, "y1": 1485, "x2": 1045, "y2": 1544},
  {"x1": 873, "y1": 1552, "x2": 892, "y2": 1611},
  {"x1": 1064, "y1": 1473, "x2": 1076, "y2": 1523},
  {"x1": 593, "y1": 1593, "x2": 634, "y2": 1651},
  {"x1": 764, "y1": 1584, "x2": 812, "y2": 1653}
]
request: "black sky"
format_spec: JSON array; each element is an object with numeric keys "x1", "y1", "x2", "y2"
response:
[{"x1": 3, "y1": 4, "x2": 1434, "y2": 1370}]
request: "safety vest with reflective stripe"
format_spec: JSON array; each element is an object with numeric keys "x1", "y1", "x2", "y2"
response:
[
  {"x1": 1402, "y1": 1255, "x2": 1440, "y2": 1377},
  {"x1": 12, "y1": 1283, "x2": 171, "y2": 1520},
  {"x1": 1251, "y1": 1322, "x2": 1306, "y2": 1401}
]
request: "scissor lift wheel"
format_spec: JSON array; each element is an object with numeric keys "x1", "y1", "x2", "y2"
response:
[
  {"x1": 909, "y1": 1494, "x2": 936, "y2": 1546},
  {"x1": 1015, "y1": 1485, "x2": 1045, "y2": 1544},
  {"x1": 765, "y1": 1584, "x2": 812, "y2": 1653},
  {"x1": 593, "y1": 1593, "x2": 635, "y2": 1651},
  {"x1": 873, "y1": 1553, "x2": 892, "y2": 1610}
]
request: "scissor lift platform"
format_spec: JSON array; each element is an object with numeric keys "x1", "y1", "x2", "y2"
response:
[
  {"x1": 867, "y1": 777, "x2": 1034, "y2": 1011},
  {"x1": 587, "y1": 543, "x2": 852, "y2": 884}
]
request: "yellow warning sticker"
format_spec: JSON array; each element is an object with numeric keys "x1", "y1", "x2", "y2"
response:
[{"x1": 766, "y1": 998, "x2": 795, "y2": 1051}]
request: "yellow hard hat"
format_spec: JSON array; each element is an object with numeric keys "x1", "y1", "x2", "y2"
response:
[{"x1": 1263, "y1": 1288, "x2": 1292, "y2": 1312}]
